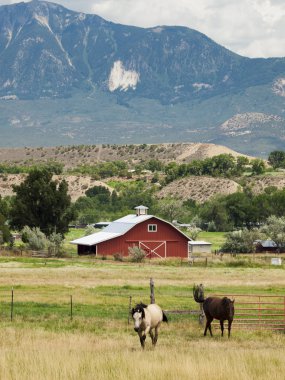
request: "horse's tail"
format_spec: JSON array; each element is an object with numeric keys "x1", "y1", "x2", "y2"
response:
[
  {"x1": 162, "y1": 311, "x2": 168, "y2": 323},
  {"x1": 193, "y1": 284, "x2": 205, "y2": 303}
]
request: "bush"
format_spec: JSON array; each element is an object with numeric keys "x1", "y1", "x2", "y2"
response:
[
  {"x1": 113, "y1": 253, "x2": 124, "y2": 262},
  {"x1": 21, "y1": 226, "x2": 48, "y2": 251},
  {"x1": 128, "y1": 246, "x2": 146, "y2": 262}
]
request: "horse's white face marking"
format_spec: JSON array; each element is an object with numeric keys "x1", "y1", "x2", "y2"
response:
[{"x1": 133, "y1": 311, "x2": 143, "y2": 331}]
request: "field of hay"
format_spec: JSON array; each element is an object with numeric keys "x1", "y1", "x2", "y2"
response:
[{"x1": 0, "y1": 257, "x2": 285, "y2": 380}]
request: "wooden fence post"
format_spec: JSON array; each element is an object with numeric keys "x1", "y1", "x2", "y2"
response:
[
  {"x1": 10, "y1": 287, "x2": 14, "y2": 322},
  {"x1": 150, "y1": 278, "x2": 155, "y2": 304},
  {"x1": 128, "y1": 296, "x2": 132, "y2": 325},
  {"x1": 70, "y1": 295, "x2": 73, "y2": 321}
]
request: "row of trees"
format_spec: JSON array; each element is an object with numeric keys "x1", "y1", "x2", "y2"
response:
[{"x1": 198, "y1": 187, "x2": 285, "y2": 231}]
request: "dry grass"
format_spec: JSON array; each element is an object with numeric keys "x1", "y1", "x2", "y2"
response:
[
  {"x1": 0, "y1": 260, "x2": 285, "y2": 288},
  {"x1": 0, "y1": 325, "x2": 284, "y2": 380}
]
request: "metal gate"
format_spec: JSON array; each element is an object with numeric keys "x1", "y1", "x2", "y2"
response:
[{"x1": 212, "y1": 294, "x2": 285, "y2": 331}]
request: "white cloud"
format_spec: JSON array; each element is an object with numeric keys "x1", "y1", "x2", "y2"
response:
[{"x1": 1, "y1": 0, "x2": 285, "y2": 57}]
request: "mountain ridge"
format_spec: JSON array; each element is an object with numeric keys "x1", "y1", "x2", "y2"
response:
[{"x1": 0, "y1": 0, "x2": 284, "y2": 155}]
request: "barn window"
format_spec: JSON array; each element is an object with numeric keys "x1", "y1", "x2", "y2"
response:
[{"x1": 148, "y1": 224, "x2": 157, "y2": 232}]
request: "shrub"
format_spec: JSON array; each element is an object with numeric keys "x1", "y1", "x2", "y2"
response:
[
  {"x1": 113, "y1": 253, "x2": 124, "y2": 262},
  {"x1": 21, "y1": 226, "x2": 48, "y2": 251},
  {"x1": 128, "y1": 246, "x2": 146, "y2": 262}
]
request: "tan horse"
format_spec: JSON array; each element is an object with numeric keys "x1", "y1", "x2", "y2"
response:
[{"x1": 132, "y1": 303, "x2": 168, "y2": 348}]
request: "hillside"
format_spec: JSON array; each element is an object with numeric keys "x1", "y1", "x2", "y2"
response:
[
  {"x1": 1, "y1": 143, "x2": 285, "y2": 204},
  {"x1": 157, "y1": 177, "x2": 241, "y2": 203},
  {"x1": 0, "y1": 142, "x2": 252, "y2": 168}
]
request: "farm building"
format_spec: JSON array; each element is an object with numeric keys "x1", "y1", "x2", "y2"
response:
[
  {"x1": 253, "y1": 240, "x2": 282, "y2": 253},
  {"x1": 188, "y1": 241, "x2": 212, "y2": 254},
  {"x1": 71, "y1": 205, "x2": 193, "y2": 259}
]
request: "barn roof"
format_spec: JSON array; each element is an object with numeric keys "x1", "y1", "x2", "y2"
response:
[
  {"x1": 188, "y1": 241, "x2": 212, "y2": 246},
  {"x1": 254, "y1": 240, "x2": 278, "y2": 248},
  {"x1": 71, "y1": 213, "x2": 191, "y2": 246}
]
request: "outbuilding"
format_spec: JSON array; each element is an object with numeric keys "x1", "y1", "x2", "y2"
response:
[
  {"x1": 253, "y1": 240, "x2": 282, "y2": 253},
  {"x1": 188, "y1": 241, "x2": 212, "y2": 255},
  {"x1": 71, "y1": 205, "x2": 192, "y2": 259}
]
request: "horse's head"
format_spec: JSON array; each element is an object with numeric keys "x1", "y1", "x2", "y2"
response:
[{"x1": 132, "y1": 303, "x2": 146, "y2": 332}]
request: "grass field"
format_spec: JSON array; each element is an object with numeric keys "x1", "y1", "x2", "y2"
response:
[
  {"x1": 0, "y1": 256, "x2": 285, "y2": 379},
  {"x1": 198, "y1": 231, "x2": 226, "y2": 251}
]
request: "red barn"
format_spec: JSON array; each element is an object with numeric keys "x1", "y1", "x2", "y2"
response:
[{"x1": 71, "y1": 206, "x2": 192, "y2": 259}]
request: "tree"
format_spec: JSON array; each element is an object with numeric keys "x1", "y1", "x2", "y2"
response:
[
  {"x1": 236, "y1": 156, "x2": 249, "y2": 175},
  {"x1": 268, "y1": 151, "x2": 285, "y2": 169},
  {"x1": 10, "y1": 168, "x2": 75, "y2": 235},
  {"x1": 251, "y1": 159, "x2": 266, "y2": 175},
  {"x1": 0, "y1": 213, "x2": 11, "y2": 244},
  {"x1": 199, "y1": 197, "x2": 230, "y2": 231},
  {"x1": 0, "y1": 196, "x2": 11, "y2": 244},
  {"x1": 261, "y1": 216, "x2": 285, "y2": 248},
  {"x1": 155, "y1": 198, "x2": 183, "y2": 222},
  {"x1": 221, "y1": 228, "x2": 263, "y2": 253},
  {"x1": 85, "y1": 185, "x2": 111, "y2": 204}
]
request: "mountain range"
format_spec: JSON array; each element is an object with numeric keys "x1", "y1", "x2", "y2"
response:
[{"x1": 0, "y1": 0, "x2": 285, "y2": 155}]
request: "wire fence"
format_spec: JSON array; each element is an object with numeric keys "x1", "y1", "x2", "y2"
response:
[{"x1": 0, "y1": 282, "x2": 284, "y2": 331}]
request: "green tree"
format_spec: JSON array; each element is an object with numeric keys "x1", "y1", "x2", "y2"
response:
[
  {"x1": 0, "y1": 213, "x2": 11, "y2": 244},
  {"x1": 268, "y1": 151, "x2": 285, "y2": 169},
  {"x1": 10, "y1": 168, "x2": 75, "y2": 235},
  {"x1": 221, "y1": 228, "x2": 263, "y2": 253},
  {"x1": 236, "y1": 156, "x2": 249, "y2": 175},
  {"x1": 0, "y1": 195, "x2": 12, "y2": 244},
  {"x1": 251, "y1": 159, "x2": 266, "y2": 175},
  {"x1": 199, "y1": 197, "x2": 230, "y2": 231},
  {"x1": 261, "y1": 216, "x2": 285, "y2": 248},
  {"x1": 85, "y1": 185, "x2": 111, "y2": 204}
]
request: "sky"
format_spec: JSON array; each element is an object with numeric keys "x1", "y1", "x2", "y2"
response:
[{"x1": 2, "y1": 0, "x2": 285, "y2": 58}]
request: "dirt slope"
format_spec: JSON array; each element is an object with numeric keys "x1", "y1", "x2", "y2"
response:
[{"x1": 157, "y1": 176, "x2": 241, "y2": 203}]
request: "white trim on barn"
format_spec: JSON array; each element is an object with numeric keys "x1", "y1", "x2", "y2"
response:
[{"x1": 139, "y1": 240, "x2": 167, "y2": 259}]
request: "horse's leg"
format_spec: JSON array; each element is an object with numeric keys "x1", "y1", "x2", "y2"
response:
[
  {"x1": 149, "y1": 329, "x2": 155, "y2": 345},
  {"x1": 153, "y1": 326, "x2": 159, "y2": 346},
  {"x1": 204, "y1": 317, "x2": 213, "y2": 336},
  {"x1": 228, "y1": 319, "x2": 232, "y2": 338},
  {"x1": 138, "y1": 331, "x2": 146, "y2": 349},
  {"x1": 220, "y1": 320, "x2": 224, "y2": 337},
  {"x1": 208, "y1": 319, "x2": 213, "y2": 337}
]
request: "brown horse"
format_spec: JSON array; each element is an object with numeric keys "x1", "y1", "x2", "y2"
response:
[{"x1": 193, "y1": 284, "x2": 235, "y2": 337}]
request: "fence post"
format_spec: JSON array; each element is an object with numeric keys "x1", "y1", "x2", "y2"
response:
[
  {"x1": 10, "y1": 287, "x2": 14, "y2": 322},
  {"x1": 70, "y1": 295, "x2": 73, "y2": 320},
  {"x1": 128, "y1": 296, "x2": 132, "y2": 325},
  {"x1": 150, "y1": 278, "x2": 155, "y2": 304}
]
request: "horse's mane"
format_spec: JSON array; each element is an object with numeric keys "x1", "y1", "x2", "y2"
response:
[
  {"x1": 132, "y1": 302, "x2": 148, "y2": 318},
  {"x1": 135, "y1": 302, "x2": 148, "y2": 309}
]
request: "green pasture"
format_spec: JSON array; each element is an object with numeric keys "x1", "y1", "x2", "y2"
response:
[
  {"x1": 198, "y1": 231, "x2": 226, "y2": 251},
  {"x1": 0, "y1": 257, "x2": 284, "y2": 331}
]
